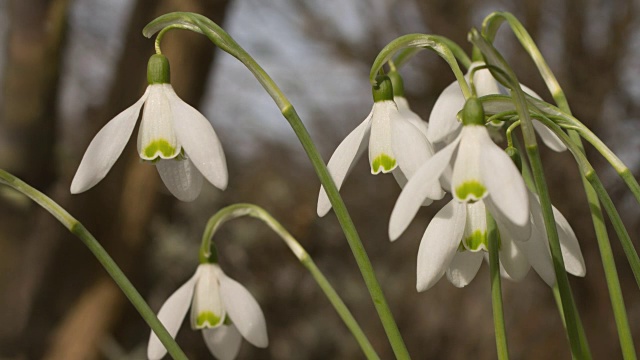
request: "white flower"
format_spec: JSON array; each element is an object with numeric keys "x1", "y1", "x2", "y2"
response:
[
  {"x1": 389, "y1": 98, "x2": 531, "y2": 242},
  {"x1": 317, "y1": 76, "x2": 443, "y2": 217},
  {"x1": 70, "y1": 54, "x2": 227, "y2": 201},
  {"x1": 147, "y1": 264, "x2": 268, "y2": 360},
  {"x1": 414, "y1": 195, "x2": 585, "y2": 291},
  {"x1": 427, "y1": 62, "x2": 566, "y2": 152}
]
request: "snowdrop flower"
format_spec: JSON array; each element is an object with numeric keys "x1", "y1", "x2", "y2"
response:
[
  {"x1": 148, "y1": 263, "x2": 268, "y2": 360},
  {"x1": 427, "y1": 62, "x2": 566, "y2": 152},
  {"x1": 70, "y1": 54, "x2": 227, "y2": 201},
  {"x1": 390, "y1": 97, "x2": 531, "y2": 242},
  {"x1": 413, "y1": 193, "x2": 585, "y2": 291},
  {"x1": 317, "y1": 75, "x2": 443, "y2": 216}
]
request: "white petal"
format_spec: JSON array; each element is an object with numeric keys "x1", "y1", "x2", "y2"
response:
[
  {"x1": 446, "y1": 250, "x2": 483, "y2": 288},
  {"x1": 219, "y1": 271, "x2": 268, "y2": 348},
  {"x1": 156, "y1": 158, "x2": 204, "y2": 201},
  {"x1": 203, "y1": 325, "x2": 243, "y2": 360},
  {"x1": 462, "y1": 201, "x2": 488, "y2": 252},
  {"x1": 369, "y1": 101, "x2": 398, "y2": 174},
  {"x1": 499, "y1": 235, "x2": 531, "y2": 282},
  {"x1": 389, "y1": 135, "x2": 461, "y2": 240},
  {"x1": 452, "y1": 126, "x2": 487, "y2": 202},
  {"x1": 166, "y1": 85, "x2": 228, "y2": 190},
  {"x1": 519, "y1": 223, "x2": 556, "y2": 286},
  {"x1": 427, "y1": 80, "x2": 465, "y2": 144},
  {"x1": 533, "y1": 120, "x2": 567, "y2": 152},
  {"x1": 488, "y1": 196, "x2": 532, "y2": 242},
  {"x1": 394, "y1": 96, "x2": 429, "y2": 138},
  {"x1": 190, "y1": 264, "x2": 225, "y2": 329},
  {"x1": 70, "y1": 89, "x2": 148, "y2": 194},
  {"x1": 138, "y1": 85, "x2": 181, "y2": 160},
  {"x1": 479, "y1": 129, "x2": 529, "y2": 226},
  {"x1": 416, "y1": 200, "x2": 466, "y2": 291},
  {"x1": 317, "y1": 114, "x2": 372, "y2": 217},
  {"x1": 391, "y1": 107, "x2": 444, "y2": 200},
  {"x1": 391, "y1": 169, "x2": 434, "y2": 207},
  {"x1": 147, "y1": 269, "x2": 199, "y2": 360},
  {"x1": 472, "y1": 66, "x2": 500, "y2": 97},
  {"x1": 554, "y1": 206, "x2": 586, "y2": 276}
]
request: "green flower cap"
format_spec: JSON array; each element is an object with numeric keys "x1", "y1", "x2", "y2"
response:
[
  {"x1": 372, "y1": 75, "x2": 394, "y2": 102},
  {"x1": 461, "y1": 97, "x2": 485, "y2": 126},
  {"x1": 387, "y1": 71, "x2": 405, "y2": 98},
  {"x1": 147, "y1": 54, "x2": 171, "y2": 85},
  {"x1": 505, "y1": 146, "x2": 522, "y2": 172}
]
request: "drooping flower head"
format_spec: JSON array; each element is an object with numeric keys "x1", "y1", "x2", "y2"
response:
[
  {"x1": 427, "y1": 62, "x2": 566, "y2": 152},
  {"x1": 70, "y1": 54, "x2": 227, "y2": 201},
  {"x1": 317, "y1": 75, "x2": 443, "y2": 216},
  {"x1": 147, "y1": 262, "x2": 268, "y2": 360}
]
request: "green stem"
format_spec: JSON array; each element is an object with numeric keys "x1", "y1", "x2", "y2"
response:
[
  {"x1": 486, "y1": 212, "x2": 509, "y2": 360},
  {"x1": 392, "y1": 35, "x2": 472, "y2": 70},
  {"x1": 469, "y1": 30, "x2": 587, "y2": 359},
  {"x1": 531, "y1": 116, "x2": 637, "y2": 359},
  {"x1": 144, "y1": 13, "x2": 410, "y2": 359},
  {"x1": 0, "y1": 169, "x2": 188, "y2": 360},
  {"x1": 200, "y1": 204, "x2": 380, "y2": 360}
]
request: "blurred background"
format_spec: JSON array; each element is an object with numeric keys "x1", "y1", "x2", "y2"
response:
[{"x1": 0, "y1": 0, "x2": 639, "y2": 359}]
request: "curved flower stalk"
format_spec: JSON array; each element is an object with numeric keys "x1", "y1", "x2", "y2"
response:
[
  {"x1": 71, "y1": 54, "x2": 227, "y2": 201},
  {"x1": 147, "y1": 262, "x2": 268, "y2": 360},
  {"x1": 317, "y1": 75, "x2": 443, "y2": 216},
  {"x1": 390, "y1": 97, "x2": 530, "y2": 241},
  {"x1": 427, "y1": 62, "x2": 566, "y2": 152}
]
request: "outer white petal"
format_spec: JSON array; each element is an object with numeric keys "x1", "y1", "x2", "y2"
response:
[
  {"x1": 451, "y1": 126, "x2": 486, "y2": 202},
  {"x1": 70, "y1": 89, "x2": 148, "y2": 194},
  {"x1": 472, "y1": 66, "x2": 500, "y2": 97},
  {"x1": 391, "y1": 107, "x2": 444, "y2": 200},
  {"x1": 166, "y1": 85, "x2": 228, "y2": 190},
  {"x1": 394, "y1": 96, "x2": 429, "y2": 138},
  {"x1": 156, "y1": 158, "x2": 203, "y2": 202},
  {"x1": 446, "y1": 250, "x2": 483, "y2": 288},
  {"x1": 488, "y1": 197, "x2": 532, "y2": 242},
  {"x1": 554, "y1": 206, "x2": 586, "y2": 276},
  {"x1": 391, "y1": 169, "x2": 434, "y2": 207},
  {"x1": 369, "y1": 101, "x2": 398, "y2": 174},
  {"x1": 138, "y1": 85, "x2": 181, "y2": 160},
  {"x1": 479, "y1": 130, "x2": 529, "y2": 226},
  {"x1": 499, "y1": 235, "x2": 531, "y2": 282},
  {"x1": 533, "y1": 120, "x2": 567, "y2": 152},
  {"x1": 427, "y1": 80, "x2": 465, "y2": 144},
  {"x1": 203, "y1": 325, "x2": 243, "y2": 360},
  {"x1": 317, "y1": 113, "x2": 372, "y2": 217},
  {"x1": 416, "y1": 200, "x2": 466, "y2": 291},
  {"x1": 148, "y1": 269, "x2": 200, "y2": 360},
  {"x1": 389, "y1": 135, "x2": 461, "y2": 240},
  {"x1": 518, "y1": 223, "x2": 556, "y2": 286},
  {"x1": 219, "y1": 271, "x2": 268, "y2": 348}
]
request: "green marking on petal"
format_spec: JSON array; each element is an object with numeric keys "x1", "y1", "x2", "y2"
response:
[
  {"x1": 464, "y1": 230, "x2": 487, "y2": 251},
  {"x1": 371, "y1": 154, "x2": 397, "y2": 173},
  {"x1": 143, "y1": 139, "x2": 177, "y2": 159},
  {"x1": 455, "y1": 180, "x2": 487, "y2": 200},
  {"x1": 196, "y1": 311, "x2": 222, "y2": 328}
]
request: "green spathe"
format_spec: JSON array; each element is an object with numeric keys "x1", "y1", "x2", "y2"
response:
[
  {"x1": 147, "y1": 54, "x2": 171, "y2": 84},
  {"x1": 143, "y1": 139, "x2": 178, "y2": 159},
  {"x1": 196, "y1": 311, "x2": 222, "y2": 328},
  {"x1": 455, "y1": 180, "x2": 487, "y2": 200},
  {"x1": 372, "y1": 154, "x2": 396, "y2": 173}
]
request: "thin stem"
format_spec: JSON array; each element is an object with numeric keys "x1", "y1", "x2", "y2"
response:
[
  {"x1": 144, "y1": 13, "x2": 410, "y2": 359},
  {"x1": 486, "y1": 212, "x2": 509, "y2": 360},
  {"x1": 0, "y1": 169, "x2": 188, "y2": 360},
  {"x1": 201, "y1": 204, "x2": 380, "y2": 360}
]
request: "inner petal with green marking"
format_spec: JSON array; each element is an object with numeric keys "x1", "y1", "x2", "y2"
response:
[
  {"x1": 142, "y1": 138, "x2": 180, "y2": 160},
  {"x1": 371, "y1": 153, "x2": 397, "y2": 174},
  {"x1": 463, "y1": 230, "x2": 487, "y2": 252},
  {"x1": 455, "y1": 180, "x2": 487, "y2": 201},
  {"x1": 196, "y1": 311, "x2": 223, "y2": 328}
]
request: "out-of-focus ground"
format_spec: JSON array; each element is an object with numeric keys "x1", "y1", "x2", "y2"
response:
[{"x1": 0, "y1": 0, "x2": 639, "y2": 359}]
